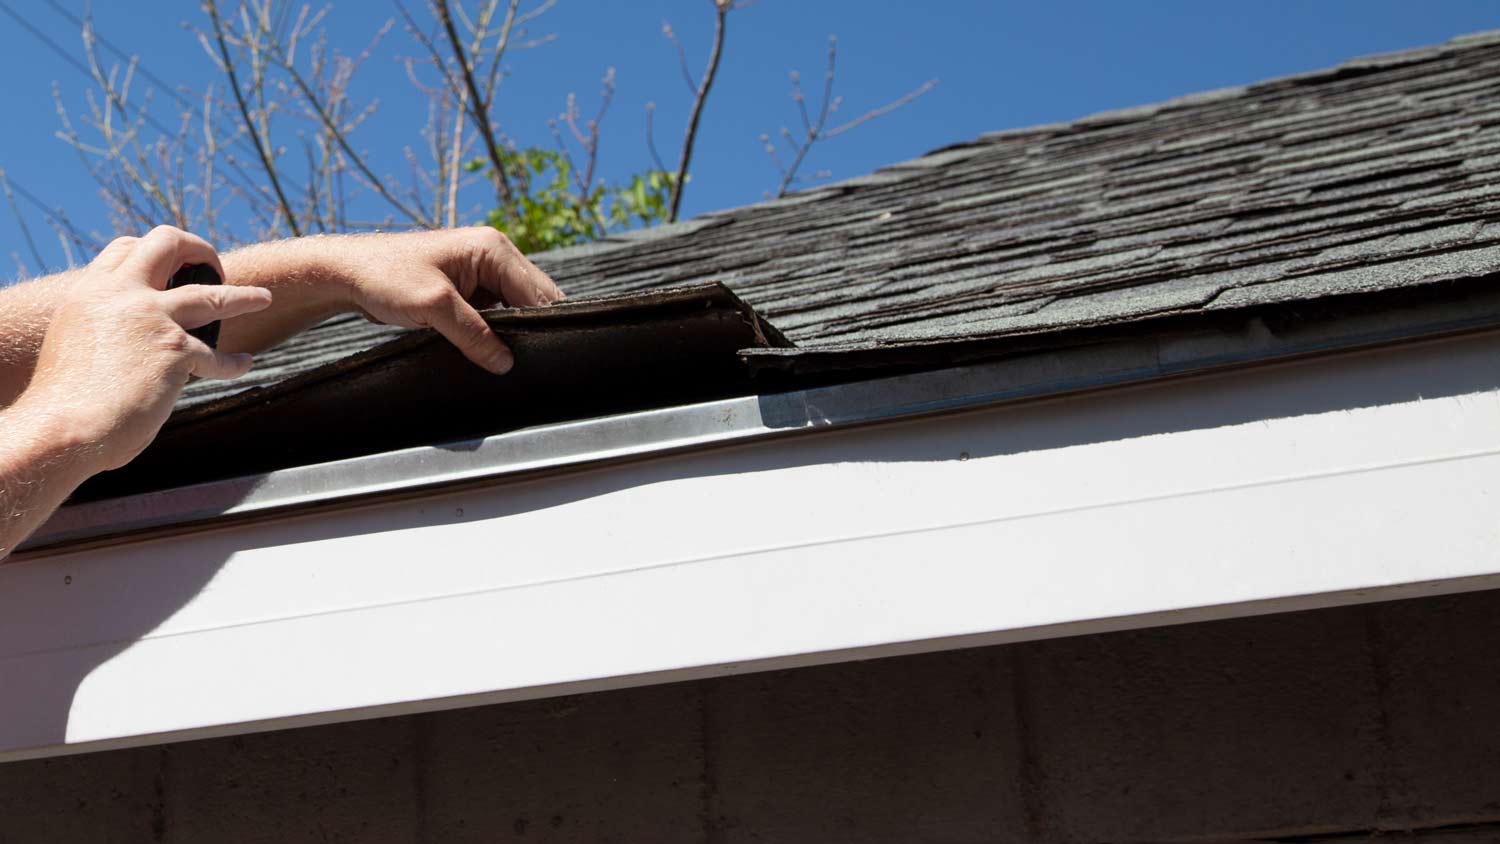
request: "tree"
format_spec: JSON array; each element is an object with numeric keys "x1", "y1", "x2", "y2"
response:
[{"x1": 5, "y1": 0, "x2": 935, "y2": 273}]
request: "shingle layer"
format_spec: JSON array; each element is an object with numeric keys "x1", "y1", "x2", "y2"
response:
[{"x1": 183, "y1": 31, "x2": 1500, "y2": 407}]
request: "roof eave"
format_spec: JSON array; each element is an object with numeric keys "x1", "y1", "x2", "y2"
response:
[{"x1": 27, "y1": 275, "x2": 1500, "y2": 554}]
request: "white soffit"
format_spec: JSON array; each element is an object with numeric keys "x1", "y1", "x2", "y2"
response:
[{"x1": 3, "y1": 329, "x2": 1500, "y2": 761}]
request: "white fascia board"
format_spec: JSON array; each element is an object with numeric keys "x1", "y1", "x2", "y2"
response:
[{"x1": 3, "y1": 329, "x2": 1500, "y2": 761}]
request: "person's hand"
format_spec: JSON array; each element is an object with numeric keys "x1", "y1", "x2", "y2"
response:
[
  {"x1": 22, "y1": 226, "x2": 272, "y2": 473},
  {"x1": 328, "y1": 227, "x2": 563, "y2": 374}
]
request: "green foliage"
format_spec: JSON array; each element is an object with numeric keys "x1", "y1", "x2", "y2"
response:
[{"x1": 468, "y1": 149, "x2": 677, "y2": 254}]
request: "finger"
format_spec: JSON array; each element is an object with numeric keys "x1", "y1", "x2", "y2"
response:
[
  {"x1": 424, "y1": 284, "x2": 515, "y2": 374},
  {"x1": 160, "y1": 284, "x2": 273, "y2": 330},
  {"x1": 183, "y1": 336, "x2": 255, "y2": 381},
  {"x1": 457, "y1": 227, "x2": 565, "y2": 307},
  {"x1": 89, "y1": 236, "x2": 140, "y2": 272},
  {"x1": 120, "y1": 225, "x2": 225, "y2": 290}
]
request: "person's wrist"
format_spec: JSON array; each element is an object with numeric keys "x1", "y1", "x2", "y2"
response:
[
  {"x1": 226, "y1": 236, "x2": 358, "y2": 319},
  {"x1": 314, "y1": 235, "x2": 374, "y2": 313},
  {"x1": 4, "y1": 387, "x2": 105, "y2": 486}
]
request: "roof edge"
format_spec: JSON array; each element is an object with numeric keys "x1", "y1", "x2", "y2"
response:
[{"x1": 32, "y1": 273, "x2": 1500, "y2": 554}]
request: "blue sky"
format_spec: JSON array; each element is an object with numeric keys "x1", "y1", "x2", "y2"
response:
[{"x1": 0, "y1": 1, "x2": 1497, "y2": 274}]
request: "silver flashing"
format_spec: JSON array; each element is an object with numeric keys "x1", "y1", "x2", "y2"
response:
[{"x1": 24, "y1": 290, "x2": 1500, "y2": 554}]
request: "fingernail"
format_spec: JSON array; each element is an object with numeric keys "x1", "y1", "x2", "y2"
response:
[{"x1": 492, "y1": 347, "x2": 514, "y2": 375}]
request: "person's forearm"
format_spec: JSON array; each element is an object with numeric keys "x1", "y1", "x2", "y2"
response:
[
  {"x1": 0, "y1": 270, "x2": 81, "y2": 407},
  {"x1": 0, "y1": 239, "x2": 352, "y2": 386},
  {"x1": 0, "y1": 225, "x2": 272, "y2": 562},
  {"x1": 0, "y1": 229, "x2": 557, "y2": 407},
  {"x1": 217, "y1": 237, "x2": 355, "y2": 355},
  {"x1": 0, "y1": 392, "x2": 97, "y2": 561}
]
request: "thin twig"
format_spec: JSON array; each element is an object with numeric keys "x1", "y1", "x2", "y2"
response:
[
  {"x1": 512, "y1": 0, "x2": 556, "y2": 29},
  {"x1": 24, "y1": 0, "x2": 282, "y2": 210},
  {"x1": 768, "y1": 35, "x2": 937, "y2": 197},
  {"x1": 645, "y1": 102, "x2": 666, "y2": 172},
  {"x1": 824, "y1": 79, "x2": 938, "y2": 139},
  {"x1": 81, "y1": 24, "x2": 177, "y2": 222},
  {"x1": 49, "y1": 219, "x2": 79, "y2": 267},
  {"x1": 562, "y1": 68, "x2": 614, "y2": 195},
  {"x1": 773, "y1": 35, "x2": 838, "y2": 198},
  {"x1": 205, "y1": 0, "x2": 301, "y2": 235},
  {"x1": 397, "y1": 36, "x2": 465, "y2": 227},
  {"x1": 200, "y1": 84, "x2": 220, "y2": 243},
  {"x1": 790, "y1": 71, "x2": 813, "y2": 137},
  {"x1": 448, "y1": 0, "x2": 500, "y2": 226},
  {"x1": 668, "y1": 0, "x2": 732, "y2": 223},
  {"x1": 0, "y1": 168, "x2": 48, "y2": 275},
  {"x1": 302, "y1": 136, "x2": 325, "y2": 233},
  {"x1": 661, "y1": 20, "x2": 698, "y2": 95},
  {"x1": 548, "y1": 118, "x2": 608, "y2": 238},
  {"x1": 443, "y1": 86, "x2": 467, "y2": 228},
  {"x1": 481, "y1": 0, "x2": 517, "y2": 103},
  {"x1": 271, "y1": 33, "x2": 434, "y2": 228},
  {"x1": 758, "y1": 133, "x2": 785, "y2": 180},
  {"x1": 434, "y1": 0, "x2": 517, "y2": 210},
  {"x1": 28, "y1": 190, "x2": 98, "y2": 255},
  {"x1": 483, "y1": 0, "x2": 556, "y2": 103}
]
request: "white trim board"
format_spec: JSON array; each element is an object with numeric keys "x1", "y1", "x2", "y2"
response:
[{"x1": 3, "y1": 330, "x2": 1500, "y2": 762}]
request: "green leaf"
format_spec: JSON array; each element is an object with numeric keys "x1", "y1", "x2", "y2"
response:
[{"x1": 470, "y1": 148, "x2": 675, "y2": 252}]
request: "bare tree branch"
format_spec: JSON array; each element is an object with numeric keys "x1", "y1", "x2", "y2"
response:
[
  {"x1": 49, "y1": 218, "x2": 80, "y2": 266},
  {"x1": 443, "y1": 88, "x2": 468, "y2": 228},
  {"x1": 758, "y1": 132, "x2": 785, "y2": 180},
  {"x1": 479, "y1": 0, "x2": 556, "y2": 104},
  {"x1": 511, "y1": 0, "x2": 556, "y2": 33},
  {"x1": 77, "y1": 49, "x2": 180, "y2": 226},
  {"x1": 561, "y1": 68, "x2": 614, "y2": 195},
  {"x1": 434, "y1": 0, "x2": 518, "y2": 210},
  {"x1": 645, "y1": 102, "x2": 666, "y2": 173},
  {"x1": 16, "y1": 0, "x2": 274, "y2": 213},
  {"x1": 22, "y1": 0, "x2": 929, "y2": 260},
  {"x1": 0, "y1": 168, "x2": 48, "y2": 276},
  {"x1": 789, "y1": 71, "x2": 813, "y2": 137},
  {"x1": 205, "y1": 0, "x2": 301, "y2": 235},
  {"x1": 0, "y1": 163, "x2": 102, "y2": 255},
  {"x1": 199, "y1": 85, "x2": 221, "y2": 242},
  {"x1": 482, "y1": 0, "x2": 518, "y2": 101},
  {"x1": 661, "y1": 20, "x2": 698, "y2": 95},
  {"x1": 269, "y1": 24, "x2": 434, "y2": 228},
  {"x1": 824, "y1": 79, "x2": 938, "y2": 139},
  {"x1": 668, "y1": 0, "x2": 733, "y2": 223},
  {"x1": 767, "y1": 35, "x2": 937, "y2": 197}
]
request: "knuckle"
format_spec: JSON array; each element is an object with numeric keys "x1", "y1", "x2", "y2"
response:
[
  {"x1": 464, "y1": 316, "x2": 494, "y2": 344},
  {"x1": 202, "y1": 287, "x2": 230, "y2": 310},
  {"x1": 108, "y1": 235, "x2": 139, "y2": 250},
  {"x1": 417, "y1": 284, "x2": 456, "y2": 311},
  {"x1": 157, "y1": 329, "x2": 192, "y2": 355},
  {"x1": 149, "y1": 224, "x2": 185, "y2": 239},
  {"x1": 470, "y1": 226, "x2": 511, "y2": 252}
]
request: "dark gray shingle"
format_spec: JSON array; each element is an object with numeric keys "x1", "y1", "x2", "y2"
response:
[{"x1": 182, "y1": 30, "x2": 1500, "y2": 407}]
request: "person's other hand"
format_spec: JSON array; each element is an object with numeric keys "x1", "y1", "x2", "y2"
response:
[
  {"x1": 327, "y1": 227, "x2": 563, "y2": 374},
  {"x1": 23, "y1": 226, "x2": 272, "y2": 473}
]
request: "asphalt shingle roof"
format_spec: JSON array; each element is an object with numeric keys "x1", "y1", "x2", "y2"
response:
[{"x1": 182, "y1": 30, "x2": 1500, "y2": 408}]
